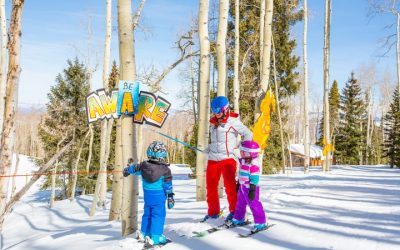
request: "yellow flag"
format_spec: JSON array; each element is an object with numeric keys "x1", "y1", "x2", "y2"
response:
[
  {"x1": 252, "y1": 89, "x2": 276, "y2": 150},
  {"x1": 322, "y1": 137, "x2": 334, "y2": 156}
]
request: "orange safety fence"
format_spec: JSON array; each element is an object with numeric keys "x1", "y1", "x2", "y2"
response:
[{"x1": 0, "y1": 170, "x2": 123, "y2": 178}]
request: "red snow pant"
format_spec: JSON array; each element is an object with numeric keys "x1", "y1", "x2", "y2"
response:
[{"x1": 206, "y1": 158, "x2": 238, "y2": 216}]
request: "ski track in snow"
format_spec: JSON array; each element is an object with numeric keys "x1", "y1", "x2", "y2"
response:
[{"x1": 2, "y1": 156, "x2": 400, "y2": 250}]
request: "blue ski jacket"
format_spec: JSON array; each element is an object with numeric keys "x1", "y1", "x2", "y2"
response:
[{"x1": 126, "y1": 160, "x2": 173, "y2": 196}]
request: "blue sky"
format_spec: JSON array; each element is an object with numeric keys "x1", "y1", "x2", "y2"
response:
[{"x1": 13, "y1": 0, "x2": 398, "y2": 109}]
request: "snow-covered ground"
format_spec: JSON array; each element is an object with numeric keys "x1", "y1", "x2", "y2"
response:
[{"x1": 2, "y1": 156, "x2": 400, "y2": 250}]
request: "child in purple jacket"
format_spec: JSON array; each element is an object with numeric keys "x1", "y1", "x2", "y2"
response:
[{"x1": 231, "y1": 140, "x2": 267, "y2": 232}]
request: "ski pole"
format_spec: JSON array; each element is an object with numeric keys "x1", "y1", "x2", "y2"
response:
[{"x1": 142, "y1": 124, "x2": 205, "y2": 153}]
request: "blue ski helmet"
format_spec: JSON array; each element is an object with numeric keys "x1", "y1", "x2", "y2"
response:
[
  {"x1": 146, "y1": 141, "x2": 168, "y2": 162},
  {"x1": 211, "y1": 96, "x2": 229, "y2": 114}
]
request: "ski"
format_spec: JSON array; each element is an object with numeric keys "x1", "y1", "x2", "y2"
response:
[
  {"x1": 192, "y1": 220, "x2": 251, "y2": 237},
  {"x1": 199, "y1": 209, "x2": 225, "y2": 223},
  {"x1": 142, "y1": 238, "x2": 172, "y2": 250},
  {"x1": 238, "y1": 223, "x2": 275, "y2": 238}
]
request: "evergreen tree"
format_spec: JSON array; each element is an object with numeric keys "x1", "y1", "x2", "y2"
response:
[
  {"x1": 38, "y1": 58, "x2": 97, "y2": 196},
  {"x1": 383, "y1": 89, "x2": 400, "y2": 168},
  {"x1": 335, "y1": 72, "x2": 365, "y2": 164},
  {"x1": 317, "y1": 80, "x2": 340, "y2": 146},
  {"x1": 184, "y1": 123, "x2": 198, "y2": 175},
  {"x1": 369, "y1": 122, "x2": 384, "y2": 165},
  {"x1": 108, "y1": 60, "x2": 119, "y2": 89},
  {"x1": 227, "y1": 0, "x2": 302, "y2": 173}
]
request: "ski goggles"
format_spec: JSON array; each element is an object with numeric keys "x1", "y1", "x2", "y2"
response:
[{"x1": 211, "y1": 105, "x2": 228, "y2": 114}]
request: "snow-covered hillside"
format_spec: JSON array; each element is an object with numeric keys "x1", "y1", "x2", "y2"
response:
[{"x1": 2, "y1": 157, "x2": 400, "y2": 250}]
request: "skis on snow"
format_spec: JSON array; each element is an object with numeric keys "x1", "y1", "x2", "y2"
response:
[
  {"x1": 238, "y1": 223, "x2": 275, "y2": 238},
  {"x1": 192, "y1": 220, "x2": 251, "y2": 237}
]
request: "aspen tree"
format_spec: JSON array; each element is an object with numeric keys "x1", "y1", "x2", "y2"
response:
[
  {"x1": 0, "y1": 0, "x2": 6, "y2": 137},
  {"x1": 216, "y1": 0, "x2": 229, "y2": 96},
  {"x1": 196, "y1": 0, "x2": 211, "y2": 201},
  {"x1": 0, "y1": 0, "x2": 24, "y2": 231},
  {"x1": 90, "y1": 0, "x2": 112, "y2": 215},
  {"x1": 303, "y1": 0, "x2": 310, "y2": 173},
  {"x1": 323, "y1": 0, "x2": 332, "y2": 171},
  {"x1": 118, "y1": 0, "x2": 139, "y2": 236}
]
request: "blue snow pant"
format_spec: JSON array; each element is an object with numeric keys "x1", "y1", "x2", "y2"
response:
[{"x1": 141, "y1": 189, "x2": 167, "y2": 236}]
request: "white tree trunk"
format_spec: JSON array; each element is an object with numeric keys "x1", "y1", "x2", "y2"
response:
[
  {"x1": 272, "y1": 36, "x2": 286, "y2": 174},
  {"x1": 0, "y1": 0, "x2": 24, "y2": 231},
  {"x1": 118, "y1": 0, "x2": 139, "y2": 236},
  {"x1": 260, "y1": 0, "x2": 273, "y2": 93},
  {"x1": 397, "y1": 13, "x2": 400, "y2": 108},
  {"x1": 196, "y1": 0, "x2": 211, "y2": 201},
  {"x1": 10, "y1": 153, "x2": 19, "y2": 200},
  {"x1": 51, "y1": 135, "x2": 70, "y2": 207},
  {"x1": 50, "y1": 164, "x2": 57, "y2": 207},
  {"x1": 0, "y1": 0, "x2": 6, "y2": 138},
  {"x1": 255, "y1": 0, "x2": 273, "y2": 121},
  {"x1": 233, "y1": 0, "x2": 240, "y2": 113},
  {"x1": 70, "y1": 131, "x2": 89, "y2": 202},
  {"x1": 256, "y1": 0, "x2": 273, "y2": 174},
  {"x1": 100, "y1": 118, "x2": 114, "y2": 200},
  {"x1": 90, "y1": 0, "x2": 112, "y2": 215},
  {"x1": 85, "y1": 126, "x2": 94, "y2": 174},
  {"x1": 109, "y1": 119, "x2": 123, "y2": 221},
  {"x1": 366, "y1": 87, "x2": 372, "y2": 164},
  {"x1": 190, "y1": 38, "x2": 197, "y2": 123},
  {"x1": 303, "y1": 0, "x2": 310, "y2": 173},
  {"x1": 259, "y1": 0, "x2": 265, "y2": 75},
  {"x1": 216, "y1": 0, "x2": 229, "y2": 96},
  {"x1": 323, "y1": 0, "x2": 332, "y2": 172}
]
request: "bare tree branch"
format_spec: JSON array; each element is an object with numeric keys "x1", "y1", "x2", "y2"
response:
[
  {"x1": 151, "y1": 51, "x2": 199, "y2": 93},
  {"x1": 138, "y1": 29, "x2": 199, "y2": 94},
  {"x1": 380, "y1": 40, "x2": 396, "y2": 56},
  {"x1": 132, "y1": 0, "x2": 146, "y2": 31}
]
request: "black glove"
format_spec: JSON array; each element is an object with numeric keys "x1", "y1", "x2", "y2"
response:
[
  {"x1": 248, "y1": 184, "x2": 256, "y2": 201},
  {"x1": 123, "y1": 167, "x2": 130, "y2": 177},
  {"x1": 167, "y1": 192, "x2": 175, "y2": 209},
  {"x1": 236, "y1": 180, "x2": 240, "y2": 192}
]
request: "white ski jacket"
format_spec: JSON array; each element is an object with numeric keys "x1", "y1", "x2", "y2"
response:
[{"x1": 207, "y1": 112, "x2": 253, "y2": 161}]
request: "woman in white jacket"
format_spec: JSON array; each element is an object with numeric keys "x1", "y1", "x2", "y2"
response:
[{"x1": 203, "y1": 96, "x2": 253, "y2": 222}]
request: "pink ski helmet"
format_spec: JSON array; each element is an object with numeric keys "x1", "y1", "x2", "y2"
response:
[{"x1": 240, "y1": 140, "x2": 260, "y2": 158}]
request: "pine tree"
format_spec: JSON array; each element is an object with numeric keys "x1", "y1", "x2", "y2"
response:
[
  {"x1": 369, "y1": 122, "x2": 384, "y2": 165},
  {"x1": 383, "y1": 88, "x2": 400, "y2": 168},
  {"x1": 38, "y1": 58, "x2": 96, "y2": 196},
  {"x1": 108, "y1": 61, "x2": 119, "y2": 89},
  {"x1": 318, "y1": 80, "x2": 340, "y2": 146},
  {"x1": 184, "y1": 123, "x2": 198, "y2": 175},
  {"x1": 335, "y1": 72, "x2": 365, "y2": 164}
]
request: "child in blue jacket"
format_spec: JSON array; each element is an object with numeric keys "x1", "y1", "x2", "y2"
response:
[{"x1": 123, "y1": 141, "x2": 175, "y2": 246}]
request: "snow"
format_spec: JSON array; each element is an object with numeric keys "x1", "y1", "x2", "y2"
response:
[
  {"x1": 168, "y1": 164, "x2": 193, "y2": 176},
  {"x1": 289, "y1": 144, "x2": 323, "y2": 158},
  {"x1": 2, "y1": 156, "x2": 400, "y2": 250}
]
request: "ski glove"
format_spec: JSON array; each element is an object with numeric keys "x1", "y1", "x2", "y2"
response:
[
  {"x1": 167, "y1": 193, "x2": 175, "y2": 209},
  {"x1": 123, "y1": 167, "x2": 130, "y2": 177},
  {"x1": 248, "y1": 184, "x2": 256, "y2": 201}
]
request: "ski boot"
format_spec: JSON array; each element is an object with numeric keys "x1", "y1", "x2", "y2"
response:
[
  {"x1": 135, "y1": 230, "x2": 146, "y2": 242},
  {"x1": 224, "y1": 212, "x2": 235, "y2": 222},
  {"x1": 251, "y1": 223, "x2": 267, "y2": 233},
  {"x1": 200, "y1": 213, "x2": 221, "y2": 223},
  {"x1": 143, "y1": 234, "x2": 171, "y2": 249}
]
